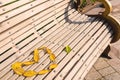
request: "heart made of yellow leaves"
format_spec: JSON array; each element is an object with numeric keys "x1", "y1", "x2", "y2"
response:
[{"x1": 11, "y1": 47, "x2": 58, "y2": 77}]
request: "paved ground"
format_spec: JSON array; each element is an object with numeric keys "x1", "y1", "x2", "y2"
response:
[
  {"x1": 85, "y1": 57, "x2": 120, "y2": 80},
  {"x1": 84, "y1": 0, "x2": 120, "y2": 80}
]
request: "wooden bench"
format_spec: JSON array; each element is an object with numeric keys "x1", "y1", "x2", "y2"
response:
[{"x1": 0, "y1": 0, "x2": 120, "y2": 80}]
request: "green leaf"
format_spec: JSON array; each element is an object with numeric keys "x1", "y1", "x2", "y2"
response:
[
  {"x1": 80, "y1": 0, "x2": 96, "y2": 8},
  {"x1": 80, "y1": 0, "x2": 87, "y2": 8},
  {"x1": 91, "y1": 0, "x2": 96, "y2": 3},
  {"x1": 90, "y1": 0, "x2": 96, "y2": 4},
  {"x1": 65, "y1": 45, "x2": 71, "y2": 54}
]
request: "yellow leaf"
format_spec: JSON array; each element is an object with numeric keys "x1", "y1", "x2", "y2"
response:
[
  {"x1": 46, "y1": 48, "x2": 52, "y2": 54},
  {"x1": 49, "y1": 64, "x2": 58, "y2": 70},
  {"x1": 38, "y1": 70, "x2": 50, "y2": 75},
  {"x1": 23, "y1": 70, "x2": 37, "y2": 77},
  {"x1": 38, "y1": 46, "x2": 46, "y2": 50},
  {"x1": 33, "y1": 49, "x2": 39, "y2": 62},
  {"x1": 22, "y1": 61, "x2": 35, "y2": 66},
  {"x1": 11, "y1": 62, "x2": 22, "y2": 70},
  {"x1": 11, "y1": 62, "x2": 25, "y2": 75},
  {"x1": 13, "y1": 68, "x2": 25, "y2": 75},
  {"x1": 11, "y1": 47, "x2": 57, "y2": 77},
  {"x1": 49, "y1": 53, "x2": 56, "y2": 61}
]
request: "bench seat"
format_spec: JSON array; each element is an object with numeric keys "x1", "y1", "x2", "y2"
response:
[{"x1": 0, "y1": 0, "x2": 114, "y2": 80}]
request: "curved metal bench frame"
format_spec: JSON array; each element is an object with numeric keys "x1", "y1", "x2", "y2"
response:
[
  {"x1": 98, "y1": 0, "x2": 120, "y2": 43},
  {"x1": 76, "y1": 0, "x2": 120, "y2": 43}
]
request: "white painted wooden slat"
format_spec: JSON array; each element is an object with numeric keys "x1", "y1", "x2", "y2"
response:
[
  {"x1": 0, "y1": 1, "x2": 113, "y2": 80},
  {"x1": 0, "y1": 1, "x2": 51, "y2": 33},
  {"x1": 64, "y1": 24, "x2": 110, "y2": 80},
  {"x1": 43, "y1": 18, "x2": 104, "y2": 80},
  {"x1": 0, "y1": 0, "x2": 15, "y2": 7},
  {"x1": 0, "y1": 0, "x2": 33, "y2": 15},
  {"x1": 34, "y1": 18, "x2": 99, "y2": 80},
  {"x1": 0, "y1": 2, "x2": 73, "y2": 56},
  {"x1": 80, "y1": 36, "x2": 112, "y2": 80},
  {"x1": 36, "y1": 8, "x2": 73, "y2": 32},
  {"x1": 0, "y1": 8, "x2": 74, "y2": 64},
  {"x1": 1, "y1": 11, "x2": 80, "y2": 79},
  {"x1": 14, "y1": 9, "x2": 76, "y2": 63},
  {"x1": 62, "y1": 17, "x2": 96, "y2": 46},
  {"x1": 0, "y1": 0, "x2": 46, "y2": 22},
  {"x1": 56, "y1": 23, "x2": 108, "y2": 80},
  {"x1": 0, "y1": 0, "x2": 69, "y2": 33},
  {"x1": 33, "y1": 17, "x2": 91, "y2": 80},
  {"x1": 15, "y1": 13, "x2": 84, "y2": 80},
  {"x1": 43, "y1": 14, "x2": 81, "y2": 44},
  {"x1": 9, "y1": 11, "x2": 81, "y2": 80},
  {"x1": 24, "y1": 15, "x2": 89, "y2": 80},
  {"x1": 0, "y1": 21, "x2": 54, "y2": 62},
  {"x1": 0, "y1": 0, "x2": 47, "y2": 23},
  {"x1": 0, "y1": 0, "x2": 71, "y2": 48},
  {"x1": 0, "y1": 10, "x2": 78, "y2": 78},
  {"x1": 0, "y1": 10, "x2": 74, "y2": 68},
  {"x1": 74, "y1": 32, "x2": 112, "y2": 80},
  {"x1": 52, "y1": 0, "x2": 64, "y2": 4},
  {"x1": 0, "y1": 55, "x2": 33, "y2": 80}
]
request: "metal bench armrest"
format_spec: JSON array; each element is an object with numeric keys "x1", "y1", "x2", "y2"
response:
[{"x1": 98, "y1": 0, "x2": 120, "y2": 43}]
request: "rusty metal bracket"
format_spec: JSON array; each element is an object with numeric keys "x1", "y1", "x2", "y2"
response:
[{"x1": 97, "y1": 0, "x2": 120, "y2": 43}]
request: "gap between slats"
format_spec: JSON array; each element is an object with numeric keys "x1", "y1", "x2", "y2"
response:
[
  {"x1": 63, "y1": 24, "x2": 112, "y2": 80},
  {"x1": 0, "y1": 0, "x2": 72, "y2": 48},
  {"x1": 0, "y1": 2, "x2": 74, "y2": 62},
  {"x1": 80, "y1": 35, "x2": 112, "y2": 80},
  {"x1": 0, "y1": 9, "x2": 79, "y2": 78},
  {"x1": 42, "y1": 18, "x2": 105, "y2": 80},
  {"x1": 20, "y1": 14, "x2": 89, "y2": 80},
  {"x1": 0, "y1": 0, "x2": 69, "y2": 33},
  {"x1": 0, "y1": 8, "x2": 75, "y2": 66},
  {"x1": 0, "y1": 0, "x2": 34, "y2": 15}
]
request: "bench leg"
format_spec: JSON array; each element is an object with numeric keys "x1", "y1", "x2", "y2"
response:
[{"x1": 101, "y1": 45, "x2": 111, "y2": 59}]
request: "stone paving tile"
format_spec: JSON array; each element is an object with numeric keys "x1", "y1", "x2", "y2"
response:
[
  {"x1": 108, "y1": 47, "x2": 120, "y2": 59},
  {"x1": 85, "y1": 1, "x2": 120, "y2": 80},
  {"x1": 94, "y1": 58, "x2": 109, "y2": 70},
  {"x1": 86, "y1": 57, "x2": 120, "y2": 80},
  {"x1": 104, "y1": 72, "x2": 120, "y2": 80},
  {"x1": 89, "y1": 67, "x2": 97, "y2": 72},
  {"x1": 100, "y1": 78, "x2": 106, "y2": 80},
  {"x1": 85, "y1": 67, "x2": 102, "y2": 80},
  {"x1": 93, "y1": 78, "x2": 106, "y2": 80},
  {"x1": 107, "y1": 58, "x2": 120, "y2": 74},
  {"x1": 98, "y1": 66, "x2": 115, "y2": 76}
]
